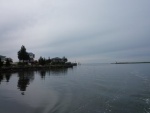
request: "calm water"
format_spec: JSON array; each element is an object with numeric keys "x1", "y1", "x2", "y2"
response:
[{"x1": 0, "y1": 64, "x2": 150, "y2": 113}]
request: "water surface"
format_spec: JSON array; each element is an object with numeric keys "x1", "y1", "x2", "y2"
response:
[{"x1": 0, "y1": 64, "x2": 150, "y2": 113}]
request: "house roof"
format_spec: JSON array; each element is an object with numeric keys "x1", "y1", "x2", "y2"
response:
[
  {"x1": 0, "y1": 55, "x2": 6, "y2": 58},
  {"x1": 28, "y1": 52, "x2": 34, "y2": 55},
  {"x1": 51, "y1": 57, "x2": 62, "y2": 60}
]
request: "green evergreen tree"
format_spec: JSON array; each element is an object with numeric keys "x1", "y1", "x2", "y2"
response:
[
  {"x1": 18, "y1": 45, "x2": 29, "y2": 62},
  {"x1": 5, "y1": 58, "x2": 13, "y2": 67},
  {"x1": 46, "y1": 57, "x2": 51, "y2": 64},
  {"x1": 38, "y1": 57, "x2": 46, "y2": 65}
]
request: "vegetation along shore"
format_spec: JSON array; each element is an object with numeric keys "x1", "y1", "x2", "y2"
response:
[{"x1": 0, "y1": 45, "x2": 77, "y2": 73}]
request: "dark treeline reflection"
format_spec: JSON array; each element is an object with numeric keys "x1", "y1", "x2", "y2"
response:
[
  {"x1": 0, "y1": 73, "x2": 12, "y2": 84},
  {"x1": 17, "y1": 71, "x2": 34, "y2": 95},
  {"x1": 0, "y1": 68, "x2": 69, "y2": 95},
  {"x1": 39, "y1": 70, "x2": 46, "y2": 79},
  {"x1": 38, "y1": 68, "x2": 69, "y2": 79}
]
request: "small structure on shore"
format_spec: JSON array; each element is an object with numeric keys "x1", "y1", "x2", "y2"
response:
[
  {"x1": 0, "y1": 55, "x2": 6, "y2": 62},
  {"x1": 28, "y1": 52, "x2": 35, "y2": 63},
  {"x1": 51, "y1": 57, "x2": 64, "y2": 64}
]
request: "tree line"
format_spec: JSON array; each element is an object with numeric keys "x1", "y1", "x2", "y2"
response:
[
  {"x1": 0, "y1": 45, "x2": 68, "y2": 68},
  {"x1": 0, "y1": 58, "x2": 13, "y2": 68}
]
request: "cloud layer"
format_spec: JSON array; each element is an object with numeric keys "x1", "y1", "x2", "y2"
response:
[{"x1": 0, "y1": 0, "x2": 150, "y2": 63}]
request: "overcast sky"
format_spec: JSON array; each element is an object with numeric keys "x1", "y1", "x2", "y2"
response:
[{"x1": 0, "y1": 0, "x2": 150, "y2": 63}]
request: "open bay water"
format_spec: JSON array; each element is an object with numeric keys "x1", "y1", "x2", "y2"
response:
[{"x1": 0, "y1": 63, "x2": 150, "y2": 113}]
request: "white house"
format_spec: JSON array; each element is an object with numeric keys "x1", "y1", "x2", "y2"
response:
[
  {"x1": 28, "y1": 52, "x2": 35, "y2": 62},
  {"x1": 51, "y1": 57, "x2": 63, "y2": 63},
  {"x1": 0, "y1": 55, "x2": 6, "y2": 62}
]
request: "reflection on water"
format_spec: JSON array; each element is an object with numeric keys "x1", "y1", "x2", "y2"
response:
[
  {"x1": 0, "y1": 68, "x2": 69, "y2": 95},
  {"x1": 39, "y1": 70, "x2": 46, "y2": 79},
  {"x1": 38, "y1": 68, "x2": 69, "y2": 79},
  {"x1": 17, "y1": 71, "x2": 34, "y2": 95},
  {"x1": 0, "y1": 73, "x2": 11, "y2": 84}
]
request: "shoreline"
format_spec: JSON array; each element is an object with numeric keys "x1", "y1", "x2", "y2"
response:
[
  {"x1": 111, "y1": 62, "x2": 150, "y2": 64},
  {"x1": 0, "y1": 64, "x2": 76, "y2": 73}
]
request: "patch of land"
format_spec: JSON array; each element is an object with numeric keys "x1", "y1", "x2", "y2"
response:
[{"x1": 111, "y1": 62, "x2": 150, "y2": 64}]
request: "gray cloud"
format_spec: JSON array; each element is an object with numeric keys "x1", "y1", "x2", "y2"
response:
[{"x1": 0, "y1": 0, "x2": 150, "y2": 63}]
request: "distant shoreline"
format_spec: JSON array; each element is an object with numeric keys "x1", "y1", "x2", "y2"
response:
[{"x1": 111, "y1": 62, "x2": 150, "y2": 64}]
